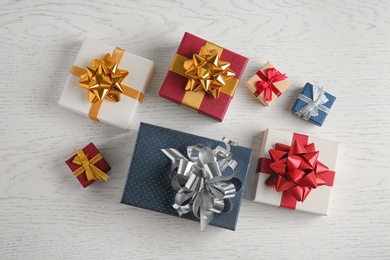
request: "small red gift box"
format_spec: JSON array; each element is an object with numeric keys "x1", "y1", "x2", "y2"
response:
[{"x1": 65, "y1": 142, "x2": 111, "y2": 188}]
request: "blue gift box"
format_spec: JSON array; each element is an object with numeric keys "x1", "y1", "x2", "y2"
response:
[
  {"x1": 291, "y1": 82, "x2": 336, "y2": 126},
  {"x1": 121, "y1": 122, "x2": 253, "y2": 230}
]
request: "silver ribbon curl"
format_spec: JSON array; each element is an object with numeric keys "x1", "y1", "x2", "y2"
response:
[
  {"x1": 161, "y1": 138, "x2": 238, "y2": 231},
  {"x1": 295, "y1": 82, "x2": 330, "y2": 121}
]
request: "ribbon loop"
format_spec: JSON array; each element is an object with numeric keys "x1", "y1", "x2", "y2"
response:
[
  {"x1": 72, "y1": 148, "x2": 109, "y2": 181},
  {"x1": 183, "y1": 46, "x2": 236, "y2": 99},
  {"x1": 295, "y1": 82, "x2": 330, "y2": 121},
  {"x1": 161, "y1": 139, "x2": 239, "y2": 230}
]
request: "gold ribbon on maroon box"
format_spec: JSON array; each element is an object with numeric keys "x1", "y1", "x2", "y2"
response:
[{"x1": 72, "y1": 148, "x2": 110, "y2": 181}]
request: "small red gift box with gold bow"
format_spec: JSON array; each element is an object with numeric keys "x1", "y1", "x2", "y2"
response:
[
  {"x1": 246, "y1": 62, "x2": 290, "y2": 106},
  {"x1": 253, "y1": 129, "x2": 339, "y2": 215},
  {"x1": 159, "y1": 32, "x2": 249, "y2": 122},
  {"x1": 65, "y1": 142, "x2": 111, "y2": 188}
]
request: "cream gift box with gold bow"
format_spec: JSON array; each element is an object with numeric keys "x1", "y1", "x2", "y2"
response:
[{"x1": 59, "y1": 37, "x2": 154, "y2": 130}]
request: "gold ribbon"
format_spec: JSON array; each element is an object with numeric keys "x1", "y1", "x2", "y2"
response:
[
  {"x1": 72, "y1": 149, "x2": 110, "y2": 181},
  {"x1": 169, "y1": 44, "x2": 239, "y2": 111},
  {"x1": 70, "y1": 48, "x2": 144, "y2": 121}
]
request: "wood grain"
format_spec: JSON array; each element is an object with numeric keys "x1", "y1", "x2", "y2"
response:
[{"x1": 1, "y1": 0, "x2": 389, "y2": 259}]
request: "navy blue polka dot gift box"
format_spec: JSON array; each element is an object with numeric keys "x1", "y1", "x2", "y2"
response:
[{"x1": 121, "y1": 122, "x2": 253, "y2": 231}]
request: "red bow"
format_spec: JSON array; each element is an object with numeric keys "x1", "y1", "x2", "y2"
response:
[
  {"x1": 258, "y1": 134, "x2": 335, "y2": 209},
  {"x1": 255, "y1": 68, "x2": 287, "y2": 101}
]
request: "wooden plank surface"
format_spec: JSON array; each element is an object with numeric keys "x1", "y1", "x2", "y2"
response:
[{"x1": 0, "y1": 0, "x2": 389, "y2": 259}]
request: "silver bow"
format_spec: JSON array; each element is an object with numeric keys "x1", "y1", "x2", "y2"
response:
[
  {"x1": 161, "y1": 138, "x2": 238, "y2": 231},
  {"x1": 295, "y1": 82, "x2": 330, "y2": 121}
]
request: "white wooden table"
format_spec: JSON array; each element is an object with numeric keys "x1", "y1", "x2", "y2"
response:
[{"x1": 1, "y1": 0, "x2": 389, "y2": 259}]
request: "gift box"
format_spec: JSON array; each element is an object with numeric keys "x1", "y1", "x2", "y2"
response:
[
  {"x1": 291, "y1": 82, "x2": 336, "y2": 126},
  {"x1": 246, "y1": 62, "x2": 290, "y2": 106},
  {"x1": 159, "y1": 32, "x2": 249, "y2": 122},
  {"x1": 65, "y1": 142, "x2": 111, "y2": 188},
  {"x1": 121, "y1": 122, "x2": 253, "y2": 230},
  {"x1": 58, "y1": 37, "x2": 155, "y2": 130},
  {"x1": 253, "y1": 129, "x2": 339, "y2": 215}
]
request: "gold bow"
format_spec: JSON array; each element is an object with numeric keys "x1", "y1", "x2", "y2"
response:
[
  {"x1": 79, "y1": 51, "x2": 129, "y2": 103},
  {"x1": 70, "y1": 48, "x2": 144, "y2": 121},
  {"x1": 183, "y1": 46, "x2": 236, "y2": 99},
  {"x1": 72, "y1": 149, "x2": 110, "y2": 181}
]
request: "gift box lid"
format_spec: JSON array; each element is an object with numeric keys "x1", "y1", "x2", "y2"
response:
[
  {"x1": 245, "y1": 61, "x2": 291, "y2": 106},
  {"x1": 291, "y1": 82, "x2": 336, "y2": 126},
  {"x1": 65, "y1": 142, "x2": 111, "y2": 188},
  {"x1": 254, "y1": 129, "x2": 339, "y2": 215},
  {"x1": 121, "y1": 122, "x2": 253, "y2": 230},
  {"x1": 58, "y1": 37, "x2": 155, "y2": 130},
  {"x1": 159, "y1": 32, "x2": 249, "y2": 122}
]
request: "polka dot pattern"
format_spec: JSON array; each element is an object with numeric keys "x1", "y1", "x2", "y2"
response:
[{"x1": 120, "y1": 122, "x2": 253, "y2": 231}]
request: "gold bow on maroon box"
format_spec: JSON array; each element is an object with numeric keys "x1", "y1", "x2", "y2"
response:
[
  {"x1": 183, "y1": 46, "x2": 236, "y2": 99},
  {"x1": 65, "y1": 142, "x2": 111, "y2": 188},
  {"x1": 72, "y1": 148, "x2": 110, "y2": 182},
  {"x1": 168, "y1": 44, "x2": 239, "y2": 111}
]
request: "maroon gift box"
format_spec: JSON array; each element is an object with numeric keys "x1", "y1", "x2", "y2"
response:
[
  {"x1": 159, "y1": 32, "x2": 249, "y2": 122},
  {"x1": 65, "y1": 142, "x2": 111, "y2": 188}
]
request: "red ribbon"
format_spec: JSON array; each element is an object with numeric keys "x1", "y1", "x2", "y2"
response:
[
  {"x1": 255, "y1": 68, "x2": 287, "y2": 101},
  {"x1": 258, "y1": 133, "x2": 335, "y2": 209}
]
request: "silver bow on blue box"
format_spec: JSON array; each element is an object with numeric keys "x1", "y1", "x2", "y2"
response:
[
  {"x1": 295, "y1": 82, "x2": 330, "y2": 121},
  {"x1": 161, "y1": 138, "x2": 239, "y2": 231}
]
